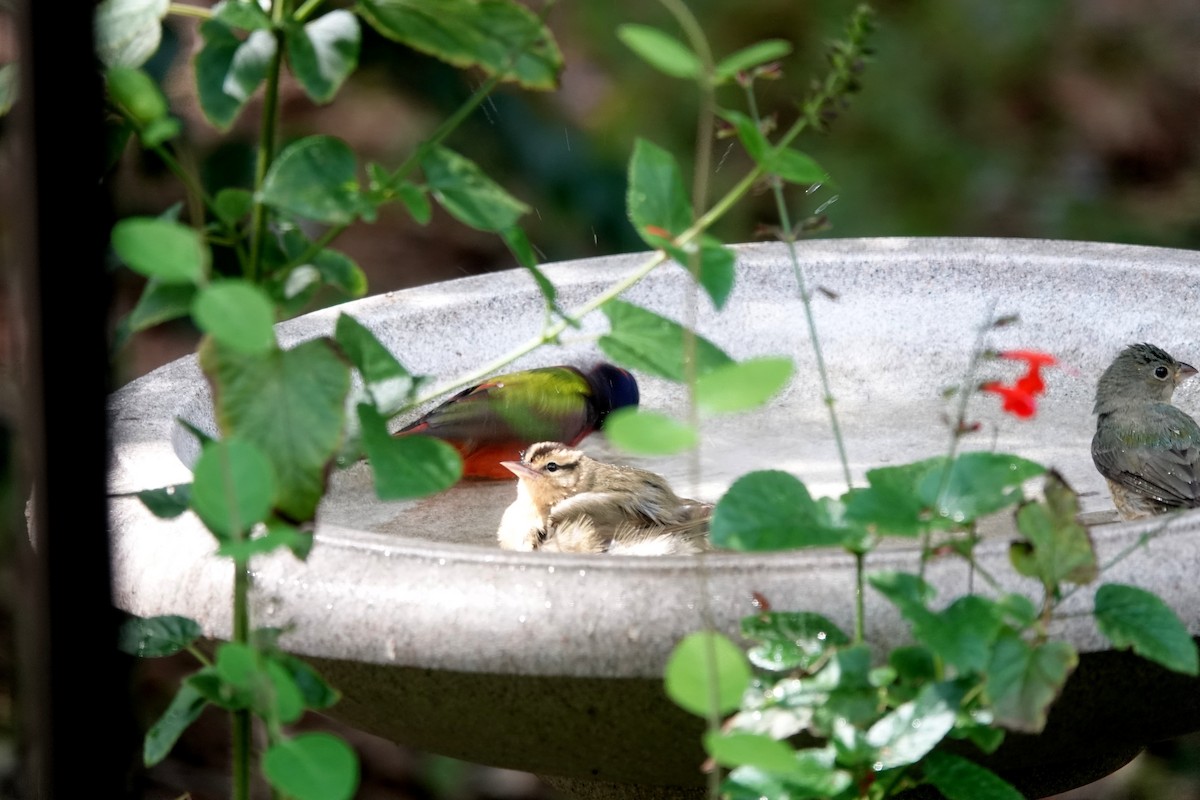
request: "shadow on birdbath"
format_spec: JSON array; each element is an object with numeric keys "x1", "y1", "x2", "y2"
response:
[{"x1": 108, "y1": 239, "x2": 1200, "y2": 799}]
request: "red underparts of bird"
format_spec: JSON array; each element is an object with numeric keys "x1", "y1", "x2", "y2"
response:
[{"x1": 394, "y1": 363, "x2": 639, "y2": 480}]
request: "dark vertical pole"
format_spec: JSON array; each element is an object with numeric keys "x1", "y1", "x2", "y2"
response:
[{"x1": 11, "y1": 1, "x2": 134, "y2": 796}]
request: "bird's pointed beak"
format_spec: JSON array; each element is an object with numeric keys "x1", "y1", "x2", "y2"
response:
[
  {"x1": 500, "y1": 460, "x2": 538, "y2": 480},
  {"x1": 1179, "y1": 362, "x2": 1198, "y2": 383}
]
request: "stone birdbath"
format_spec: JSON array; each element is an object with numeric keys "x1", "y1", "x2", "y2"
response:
[{"x1": 107, "y1": 238, "x2": 1200, "y2": 799}]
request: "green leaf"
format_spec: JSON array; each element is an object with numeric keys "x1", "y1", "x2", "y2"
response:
[
  {"x1": 215, "y1": 641, "x2": 257, "y2": 692},
  {"x1": 358, "y1": 0, "x2": 562, "y2": 90},
  {"x1": 96, "y1": 0, "x2": 170, "y2": 68},
  {"x1": 986, "y1": 633, "x2": 1077, "y2": 733},
  {"x1": 118, "y1": 614, "x2": 203, "y2": 657},
  {"x1": 105, "y1": 67, "x2": 180, "y2": 146},
  {"x1": 213, "y1": 188, "x2": 254, "y2": 224},
  {"x1": 277, "y1": 653, "x2": 340, "y2": 710},
  {"x1": 918, "y1": 452, "x2": 1045, "y2": 523},
  {"x1": 263, "y1": 733, "x2": 360, "y2": 800},
  {"x1": 599, "y1": 299, "x2": 732, "y2": 382},
  {"x1": 714, "y1": 39, "x2": 793, "y2": 81},
  {"x1": 704, "y1": 731, "x2": 799, "y2": 773},
  {"x1": 192, "y1": 281, "x2": 277, "y2": 355},
  {"x1": 260, "y1": 135, "x2": 364, "y2": 224},
  {"x1": 1094, "y1": 583, "x2": 1199, "y2": 676},
  {"x1": 126, "y1": 281, "x2": 196, "y2": 331},
  {"x1": 627, "y1": 138, "x2": 692, "y2": 240},
  {"x1": 870, "y1": 574, "x2": 1005, "y2": 675},
  {"x1": 740, "y1": 611, "x2": 850, "y2": 672},
  {"x1": 718, "y1": 108, "x2": 769, "y2": 162},
  {"x1": 889, "y1": 645, "x2": 937, "y2": 684},
  {"x1": 696, "y1": 357, "x2": 794, "y2": 414},
  {"x1": 662, "y1": 237, "x2": 736, "y2": 310},
  {"x1": 395, "y1": 179, "x2": 432, "y2": 224},
  {"x1": 111, "y1": 217, "x2": 208, "y2": 284},
  {"x1": 334, "y1": 314, "x2": 422, "y2": 414},
  {"x1": 200, "y1": 337, "x2": 350, "y2": 522},
  {"x1": 421, "y1": 145, "x2": 530, "y2": 232},
  {"x1": 922, "y1": 750, "x2": 1025, "y2": 800},
  {"x1": 264, "y1": 659, "x2": 306, "y2": 724},
  {"x1": 137, "y1": 483, "x2": 192, "y2": 519},
  {"x1": 664, "y1": 631, "x2": 752, "y2": 718},
  {"x1": 187, "y1": 665, "x2": 249, "y2": 711},
  {"x1": 722, "y1": 750, "x2": 852, "y2": 800},
  {"x1": 143, "y1": 682, "x2": 208, "y2": 766},
  {"x1": 216, "y1": 519, "x2": 313, "y2": 561},
  {"x1": 1010, "y1": 469, "x2": 1097, "y2": 592},
  {"x1": 602, "y1": 408, "x2": 697, "y2": 455},
  {"x1": 765, "y1": 148, "x2": 828, "y2": 186},
  {"x1": 195, "y1": 17, "x2": 276, "y2": 130},
  {"x1": 866, "y1": 680, "x2": 965, "y2": 769},
  {"x1": 712, "y1": 470, "x2": 853, "y2": 551},
  {"x1": 360, "y1": 405, "x2": 462, "y2": 499},
  {"x1": 285, "y1": 10, "x2": 361, "y2": 104},
  {"x1": 190, "y1": 438, "x2": 277, "y2": 539},
  {"x1": 616, "y1": 24, "x2": 701, "y2": 79},
  {"x1": 844, "y1": 458, "x2": 947, "y2": 537},
  {"x1": 212, "y1": 0, "x2": 272, "y2": 30},
  {"x1": 276, "y1": 230, "x2": 368, "y2": 301}
]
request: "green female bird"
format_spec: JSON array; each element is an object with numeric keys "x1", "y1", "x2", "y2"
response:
[
  {"x1": 1092, "y1": 343, "x2": 1200, "y2": 520},
  {"x1": 496, "y1": 442, "x2": 712, "y2": 554}
]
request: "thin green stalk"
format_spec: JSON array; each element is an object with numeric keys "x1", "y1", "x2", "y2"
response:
[
  {"x1": 246, "y1": 0, "x2": 289, "y2": 283},
  {"x1": 293, "y1": 0, "x2": 323, "y2": 22},
  {"x1": 168, "y1": 2, "x2": 213, "y2": 20},
  {"x1": 743, "y1": 78, "x2": 863, "y2": 638},
  {"x1": 232, "y1": 559, "x2": 251, "y2": 800},
  {"x1": 921, "y1": 300, "x2": 996, "y2": 579},
  {"x1": 655, "y1": 2, "x2": 719, "y2": 794}
]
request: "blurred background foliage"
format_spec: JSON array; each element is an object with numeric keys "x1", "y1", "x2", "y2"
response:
[
  {"x1": 106, "y1": 0, "x2": 1200, "y2": 383},
  {"x1": 2, "y1": 0, "x2": 1200, "y2": 797}
]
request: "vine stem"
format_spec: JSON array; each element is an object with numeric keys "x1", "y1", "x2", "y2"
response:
[
  {"x1": 401, "y1": 162, "x2": 763, "y2": 415},
  {"x1": 920, "y1": 299, "x2": 997, "y2": 581},
  {"x1": 655, "y1": 1, "x2": 721, "y2": 796},
  {"x1": 245, "y1": 0, "x2": 289, "y2": 284}
]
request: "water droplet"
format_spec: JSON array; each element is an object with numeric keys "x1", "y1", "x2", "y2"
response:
[
  {"x1": 438, "y1": 558, "x2": 446, "y2": 566},
  {"x1": 547, "y1": 565, "x2": 555, "y2": 574},
  {"x1": 518, "y1": 615, "x2": 527, "y2": 624},
  {"x1": 544, "y1": 600, "x2": 552, "y2": 609},
  {"x1": 872, "y1": 762, "x2": 884, "y2": 772},
  {"x1": 911, "y1": 719, "x2": 921, "y2": 729},
  {"x1": 817, "y1": 631, "x2": 827, "y2": 640},
  {"x1": 578, "y1": 569, "x2": 587, "y2": 577}
]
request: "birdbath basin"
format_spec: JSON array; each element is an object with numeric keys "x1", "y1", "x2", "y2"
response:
[{"x1": 108, "y1": 238, "x2": 1200, "y2": 799}]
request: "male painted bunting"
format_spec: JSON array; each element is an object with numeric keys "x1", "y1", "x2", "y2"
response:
[
  {"x1": 396, "y1": 363, "x2": 638, "y2": 480},
  {"x1": 1092, "y1": 342, "x2": 1200, "y2": 520},
  {"x1": 496, "y1": 441, "x2": 712, "y2": 554}
]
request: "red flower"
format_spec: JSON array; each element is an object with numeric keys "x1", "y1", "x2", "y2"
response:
[
  {"x1": 981, "y1": 381, "x2": 1037, "y2": 418},
  {"x1": 1000, "y1": 350, "x2": 1057, "y2": 396}
]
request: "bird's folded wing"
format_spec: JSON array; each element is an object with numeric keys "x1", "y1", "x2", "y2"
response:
[{"x1": 1094, "y1": 441, "x2": 1200, "y2": 508}]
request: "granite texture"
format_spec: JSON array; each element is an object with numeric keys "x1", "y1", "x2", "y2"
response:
[{"x1": 107, "y1": 238, "x2": 1200, "y2": 796}]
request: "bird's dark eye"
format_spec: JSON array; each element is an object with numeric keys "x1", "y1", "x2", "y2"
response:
[
  {"x1": 545, "y1": 462, "x2": 559, "y2": 473},
  {"x1": 1154, "y1": 366, "x2": 1170, "y2": 380}
]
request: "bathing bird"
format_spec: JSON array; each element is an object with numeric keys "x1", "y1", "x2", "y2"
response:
[
  {"x1": 395, "y1": 363, "x2": 638, "y2": 480},
  {"x1": 1092, "y1": 343, "x2": 1200, "y2": 520},
  {"x1": 496, "y1": 441, "x2": 712, "y2": 554}
]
